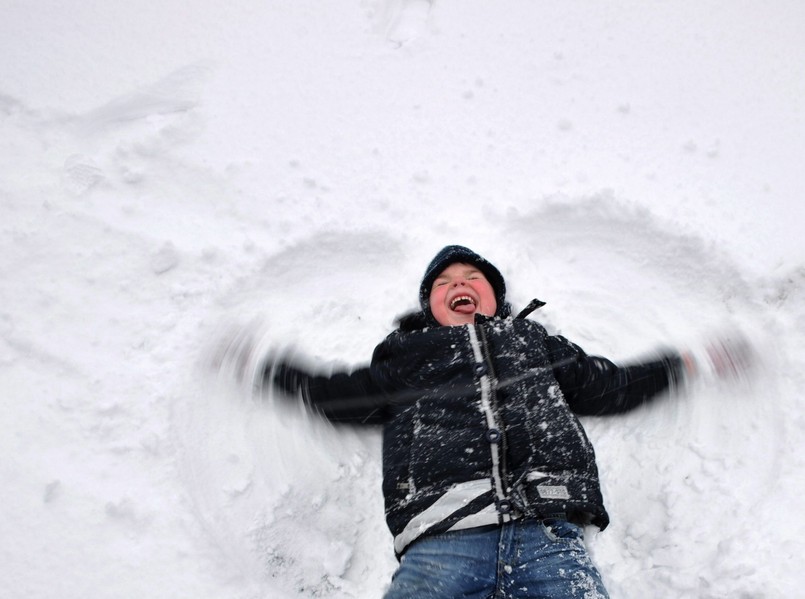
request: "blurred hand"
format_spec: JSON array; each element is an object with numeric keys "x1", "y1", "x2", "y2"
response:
[{"x1": 682, "y1": 331, "x2": 756, "y2": 385}]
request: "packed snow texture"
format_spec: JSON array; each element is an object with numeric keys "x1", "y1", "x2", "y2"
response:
[{"x1": 2, "y1": 1, "x2": 804, "y2": 598}]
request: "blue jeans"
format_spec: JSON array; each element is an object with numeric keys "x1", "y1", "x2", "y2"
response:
[{"x1": 383, "y1": 518, "x2": 610, "y2": 599}]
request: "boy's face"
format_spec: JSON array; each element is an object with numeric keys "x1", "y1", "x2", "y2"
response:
[{"x1": 429, "y1": 262, "x2": 498, "y2": 326}]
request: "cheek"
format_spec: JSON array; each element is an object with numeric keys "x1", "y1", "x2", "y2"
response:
[
  {"x1": 429, "y1": 287, "x2": 447, "y2": 306},
  {"x1": 428, "y1": 287, "x2": 452, "y2": 324},
  {"x1": 476, "y1": 284, "x2": 497, "y2": 313}
]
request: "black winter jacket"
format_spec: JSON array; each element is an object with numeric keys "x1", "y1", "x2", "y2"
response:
[{"x1": 269, "y1": 307, "x2": 684, "y2": 557}]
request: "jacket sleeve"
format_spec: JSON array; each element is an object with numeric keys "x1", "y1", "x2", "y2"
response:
[
  {"x1": 545, "y1": 335, "x2": 685, "y2": 416},
  {"x1": 263, "y1": 360, "x2": 389, "y2": 424}
]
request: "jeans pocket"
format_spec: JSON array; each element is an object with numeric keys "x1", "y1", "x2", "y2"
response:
[{"x1": 542, "y1": 519, "x2": 584, "y2": 543}]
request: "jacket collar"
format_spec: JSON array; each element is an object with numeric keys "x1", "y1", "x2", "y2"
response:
[{"x1": 395, "y1": 299, "x2": 545, "y2": 332}]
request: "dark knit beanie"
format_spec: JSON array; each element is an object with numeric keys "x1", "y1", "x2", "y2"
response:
[{"x1": 419, "y1": 245, "x2": 510, "y2": 319}]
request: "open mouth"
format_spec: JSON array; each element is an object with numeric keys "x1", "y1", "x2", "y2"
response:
[{"x1": 450, "y1": 295, "x2": 477, "y2": 312}]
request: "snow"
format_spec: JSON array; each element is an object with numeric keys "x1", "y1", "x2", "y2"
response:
[{"x1": 1, "y1": 1, "x2": 804, "y2": 597}]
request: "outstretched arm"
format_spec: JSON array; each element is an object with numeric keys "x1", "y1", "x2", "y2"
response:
[
  {"x1": 545, "y1": 335, "x2": 685, "y2": 416},
  {"x1": 265, "y1": 359, "x2": 389, "y2": 424},
  {"x1": 208, "y1": 322, "x2": 389, "y2": 424}
]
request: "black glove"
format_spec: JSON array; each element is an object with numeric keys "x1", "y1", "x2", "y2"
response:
[{"x1": 264, "y1": 356, "x2": 312, "y2": 397}]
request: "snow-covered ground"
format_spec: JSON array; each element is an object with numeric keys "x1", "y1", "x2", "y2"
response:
[{"x1": 2, "y1": 1, "x2": 804, "y2": 597}]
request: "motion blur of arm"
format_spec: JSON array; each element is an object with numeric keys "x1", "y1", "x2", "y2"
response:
[
  {"x1": 546, "y1": 335, "x2": 686, "y2": 416},
  {"x1": 265, "y1": 358, "x2": 389, "y2": 424},
  {"x1": 208, "y1": 322, "x2": 390, "y2": 424},
  {"x1": 546, "y1": 331, "x2": 755, "y2": 416}
]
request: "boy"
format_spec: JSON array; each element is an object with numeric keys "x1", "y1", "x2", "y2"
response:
[{"x1": 220, "y1": 245, "x2": 749, "y2": 598}]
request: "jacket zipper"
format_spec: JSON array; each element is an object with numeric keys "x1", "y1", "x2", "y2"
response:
[{"x1": 466, "y1": 323, "x2": 514, "y2": 520}]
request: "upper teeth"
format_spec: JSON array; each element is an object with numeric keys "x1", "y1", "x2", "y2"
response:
[{"x1": 450, "y1": 295, "x2": 475, "y2": 309}]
